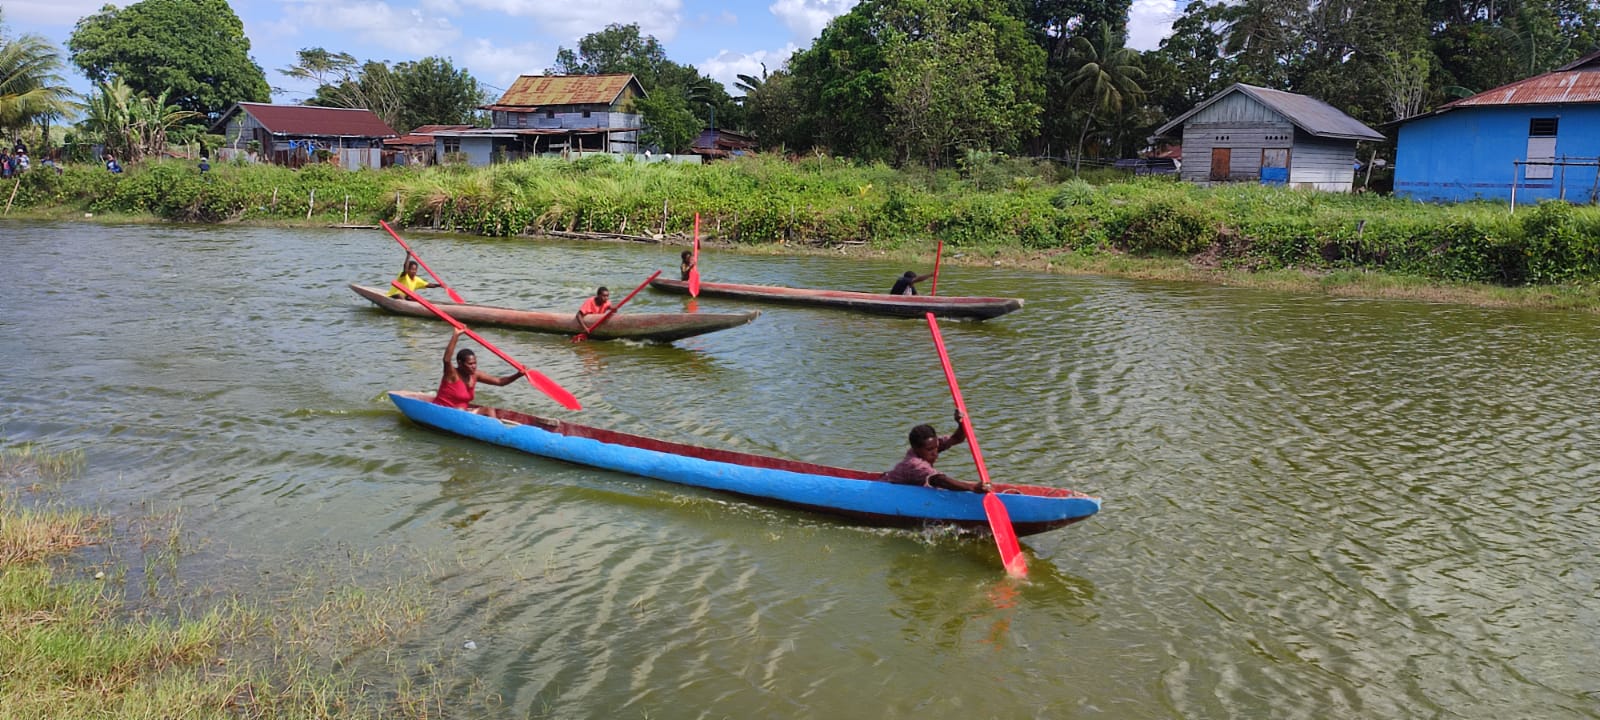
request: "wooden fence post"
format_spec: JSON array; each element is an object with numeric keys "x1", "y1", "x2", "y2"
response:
[{"x1": 307, "y1": 188, "x2": 315, "y2": 220}]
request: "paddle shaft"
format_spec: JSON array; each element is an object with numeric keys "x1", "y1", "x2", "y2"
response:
[
  {"x1": 575, "y1": 270, "x2": 663, "y2": 342},
  {"x1": 689, "y1": 213, "x2": 701, "y2": 297},
  {"x1": 391, "y1": 280, "x2": 581, "y2": 410},
  {"x1": 927, "y1": 313, "x2": 1026, "y2": 577},
  {"x1": 381, "y1": 220, "x2": 465, "y2": 303},
  {"x1": 925, "y1": 315, "x2": 990, "y2": 486},
  {"x1": 930, "y1": 240, "x2": 943, "y2": 296}
]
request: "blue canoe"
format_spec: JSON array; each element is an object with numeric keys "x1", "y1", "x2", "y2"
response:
[{"x1": 388, "y1": 391, "x2": 1101, "y2": 535}]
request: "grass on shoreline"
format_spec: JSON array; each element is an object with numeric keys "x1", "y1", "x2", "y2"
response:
[
  {"x1": 8, "y1": 152, "x2": 1600, "y2": 313},
  {"x1": 0, "y1": 443, "x2": 479, "y2": 720}
]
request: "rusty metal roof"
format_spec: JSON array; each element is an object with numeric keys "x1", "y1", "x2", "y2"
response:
[
  {"x1": 492, "y1": 74, "x2": 644, "y2": 108},
  {"x1": 1156, "y1": 83, "x2": 1384, "y2": 141},
  {"x1": 1443, "y1": 66, "x2": 1600, "y2": 108},
  {"x1": 214, "y1": 102, "x2": 397, "y2": 137}
]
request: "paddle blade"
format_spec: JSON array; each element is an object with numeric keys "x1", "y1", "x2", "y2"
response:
[
  {"x1": 689, "y1": 213, "x2": 701, "y2": 297},
  {"x1": 984, "y1": 494, "x2": 1027, "y2": 578}
]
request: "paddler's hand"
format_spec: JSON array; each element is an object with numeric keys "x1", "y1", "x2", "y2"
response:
[
  {"x1": 976, "y1": 481, "x2": 992, "y2": 494},
  {"x1": 953, "y1": 409, "x2": 964, "y2": 426}
]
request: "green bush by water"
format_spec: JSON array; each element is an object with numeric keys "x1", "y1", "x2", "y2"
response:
[{"x1": 12, "y1": 154, "x2": 1600, "y2": 287}]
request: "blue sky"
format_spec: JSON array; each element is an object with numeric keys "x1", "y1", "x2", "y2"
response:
[{"x1": 3, "y1": 0, "x2": 1180, "y2": 102}]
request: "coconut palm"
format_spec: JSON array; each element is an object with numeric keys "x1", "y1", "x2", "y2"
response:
[
  {"x1": 0, "y1": 22, "x2": 76, "y2": 141},
  {"x1": 1063, "y1": 23, "x2": 1145, "y2": 174}
]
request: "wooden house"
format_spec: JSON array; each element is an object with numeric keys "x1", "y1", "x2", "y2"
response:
[
  {"x1": 428, "y1": 74, "x2": 647, "y2": 166},
  {"x1": 1155, "y1": 84, "x2": 1383, "y2": 191},
  {"x1": 210, "y1": 103, "x2": 397, "y2": 169},
  {"x1": 383, "y1": 125, "x2": 474, "y2": 166},
  {"x1": 1392, "y1": 49, "x2": 1600, "y2": 204}
]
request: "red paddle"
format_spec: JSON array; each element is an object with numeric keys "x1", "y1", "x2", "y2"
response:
[
  {"x1": 930, "y1": 239, "x2": 944, "y2": 296},
  {"x1": 689, "y1": 213, "x2": 702, "y2": 297},
  {"x1": 574, "y1": 270, "x2": 663, "y2": 342},
  {"x1": 391, "y1": 280, "x2": 581, "y2": 410},
  {"x1": 381, "y1": 220, "x2": 465, "y2": 303},
  {"x1": 926, "y1": 313, "x2": 1026, "y2": 578}
]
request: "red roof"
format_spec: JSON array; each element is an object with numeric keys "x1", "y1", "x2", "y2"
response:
[
  {"x1": 384, "y1": 124, "x2": 474, "y2": 146},
  {"x1": 222, "y1": 102, "x2": 397, "y2": 137}
]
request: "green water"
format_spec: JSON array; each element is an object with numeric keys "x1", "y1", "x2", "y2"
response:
[{"x1": 2, "y1": 220, "x2": 1597, "y2": 718}]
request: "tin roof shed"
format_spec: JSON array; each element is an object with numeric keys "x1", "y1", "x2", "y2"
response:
[
  {"x1": 210, "y1": 102, "x2": 397, "y2": 138},
  {"x1": 487, "y1": 74, "x2": 646, "y2": 110},
  {"x1": 1156, "y1": 84, "x2": 1383, "y2": 142}
]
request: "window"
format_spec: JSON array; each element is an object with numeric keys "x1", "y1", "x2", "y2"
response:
[
  {"x1": 442, "y1": 138, "x2": 460, "y2": 154},
  {"x1": 1526, "y1": 117, "x2": 1557, "y2": 179},
  {"x1": 545, "y1": 110, "x2": 555, "y2": 119},
  {"x1": 582, "y1": 110, "x2": 591, "y2": 118}
]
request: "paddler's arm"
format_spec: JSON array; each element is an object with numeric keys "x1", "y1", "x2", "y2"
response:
[
  {"x1": 478, "y1": 369, "x2": 524, "y2": 386},
  {"x1": 443, "y1": 327, "x2": 464, "y2": 368}
]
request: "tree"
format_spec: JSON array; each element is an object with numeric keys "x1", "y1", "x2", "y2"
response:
[
  {"x1": 78, "y1": 77, "x2": 201, "y2": 161},
  {"x1": 307, "y1": 60, "x2": 402, "y2": 129},
  {"x1": 552, "y1": 23, "x2": 671, "y2": 83},
  {"x1": 68, "y1": 0, "x2": 269, "y2": 120},
  {"x1": 0, "y1": 12, "x2": 76, "y2": 141},
  {"x1": 279, "y1": 48, "x2": 357, "y2": 88},
  {"x1": 786, "y1": 0, "x2": 1043, "y2": 163},
  {"x1": 884, "y1": 0, "x2": 1041, "y2": 167},
  {"x1": 635, "y1": 92, "x2": 699, "y2": 153},
  {"x1": 393, "y1": 57, "x2": 483, "y2": 131},
  {"x1": 1063, "y1": 23, "x2": 1145, "y2": 172}
]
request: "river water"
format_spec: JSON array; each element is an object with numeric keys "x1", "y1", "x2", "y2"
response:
[{"x1": 2, "y1": 220, "x2": 1597, "y2": 718}]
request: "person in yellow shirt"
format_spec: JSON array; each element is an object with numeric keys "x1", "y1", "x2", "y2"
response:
[{"x1": 386, "y1": 258, "x2": 441, "y2": 299}]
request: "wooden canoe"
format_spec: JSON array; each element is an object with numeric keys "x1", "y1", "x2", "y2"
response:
[
  {"x1": 647, "y1": 278, "x2": 1023, "y2": 320},
  {"x1": 350, "y1": 284, "x2": 759, "y2": 342},
  {"x1": 388, "y1": 391, "x2": 1100, "y2": 536}
]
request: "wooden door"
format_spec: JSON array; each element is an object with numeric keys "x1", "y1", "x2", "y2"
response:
[{"x1": 1210, "y1": 148, "x2": 1231, "y2": 181}]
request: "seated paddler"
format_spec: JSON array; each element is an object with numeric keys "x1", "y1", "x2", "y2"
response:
[
  {"x1": 881, "y1": 410, "x2": 991, "y2": 492},
  {"x1": 434, "y1": 327, "x2": 523, "y2": 419},
  {"x1": 387, "y1": 258, "x2": 442, "y2": 299}
]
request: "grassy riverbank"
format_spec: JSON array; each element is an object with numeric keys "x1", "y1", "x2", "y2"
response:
[
  {"x1": 8, "y1": 153, "x2": 1600, "y2": 312},
  {"x1": 0, "y1": 443, "x2": 476, "y2": 719}
]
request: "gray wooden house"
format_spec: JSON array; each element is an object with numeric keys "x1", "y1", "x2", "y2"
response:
[
  {"x1": 1154, "y1": 84, "x2": 1383, "y2": 191},
  {"x1": 210, "y1": 102, "x2": 397, "y2": 169},
  {"x1": 428, "y1": 74, "x2": 647, "y2": 166}
]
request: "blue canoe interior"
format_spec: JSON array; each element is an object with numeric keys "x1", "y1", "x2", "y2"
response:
[{"x1": 388, "y1": 391, "x2": 1100, "y2": 536}]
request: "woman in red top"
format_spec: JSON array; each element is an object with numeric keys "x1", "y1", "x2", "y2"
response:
[{"x1": 435, "y1": 327, "x2": 523, "y2": 417}]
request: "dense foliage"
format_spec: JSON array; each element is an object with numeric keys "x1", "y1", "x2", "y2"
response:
[
  {"x1": 66, "y1": 0, "x2": 269, "y2": 121},
  {"x1": 13, "y1": 154, "x2": 1600, "y2": 290},
  {"x1": 736, "y1": 0, "x2": 1600, "y2": 168},
  {"x1": 284, "y1": 51, "x2": 485, "y2": 133}
]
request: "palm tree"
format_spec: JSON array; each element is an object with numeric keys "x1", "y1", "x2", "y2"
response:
[
  {"x1": 1063, "y1": 23, "x2": 1145, "y2": 173},
  {"x1": 79, "y1": 79, "x2": 199, "y2": 161},
  {"x1": 0, "y1": 22, "x2": 76, "y2": 146}
]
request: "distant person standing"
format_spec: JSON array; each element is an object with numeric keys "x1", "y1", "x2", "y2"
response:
[
  {"x1": 198, "y1": 156, "x2": 210, "y2": 174},
  {"x1": 104, "y1": 153, "x2": 123, "y2": 174}
]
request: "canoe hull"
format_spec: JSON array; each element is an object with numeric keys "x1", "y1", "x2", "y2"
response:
[
  {"x1": 648, "y1": 278, "x2": 1023, "y2": 320},
  {"x1": 351, "y1": 284, "x2": 758, "y2": 341},
  {"x1": 388, "y1": 391, "x2": 1099, "y2": 535}
]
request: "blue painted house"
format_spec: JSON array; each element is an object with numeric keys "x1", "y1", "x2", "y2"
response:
[{"x1": 1394, "y1": 49, "x2": 1600, "y2": 204}]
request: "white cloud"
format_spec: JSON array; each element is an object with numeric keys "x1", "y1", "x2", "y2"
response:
[
  {"x1": 455, "y1": 0, "x2": 682, "y2": 42},
  {"x1": 280, "y1": 1, "x2": 462, "y2": 56},
  {"x1": 768, "y1": 0, "x2": 856, "y2": 44},
  {"x1": 459, "y1": 38, "x2": 549, "y2": 90},
  {"x1": 1127, "y1": 0, "x2": 1179, "y2": 51},
  {"x1": 699, "y1": 44, "x2": 797, "y2": 94}
]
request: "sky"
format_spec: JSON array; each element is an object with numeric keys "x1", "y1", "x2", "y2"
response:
[{"x1": 2, "y1": 0, "x2": 1182, "y2": 103}]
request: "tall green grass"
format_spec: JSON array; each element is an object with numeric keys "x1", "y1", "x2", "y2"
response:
[{"x1": 13, "y1": 152, "x2": 1600, "y2": 287}]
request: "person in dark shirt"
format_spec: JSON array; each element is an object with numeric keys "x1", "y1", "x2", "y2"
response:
[{"x1": 890, "y1": 270, "x2": 933, "y2": 295}]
